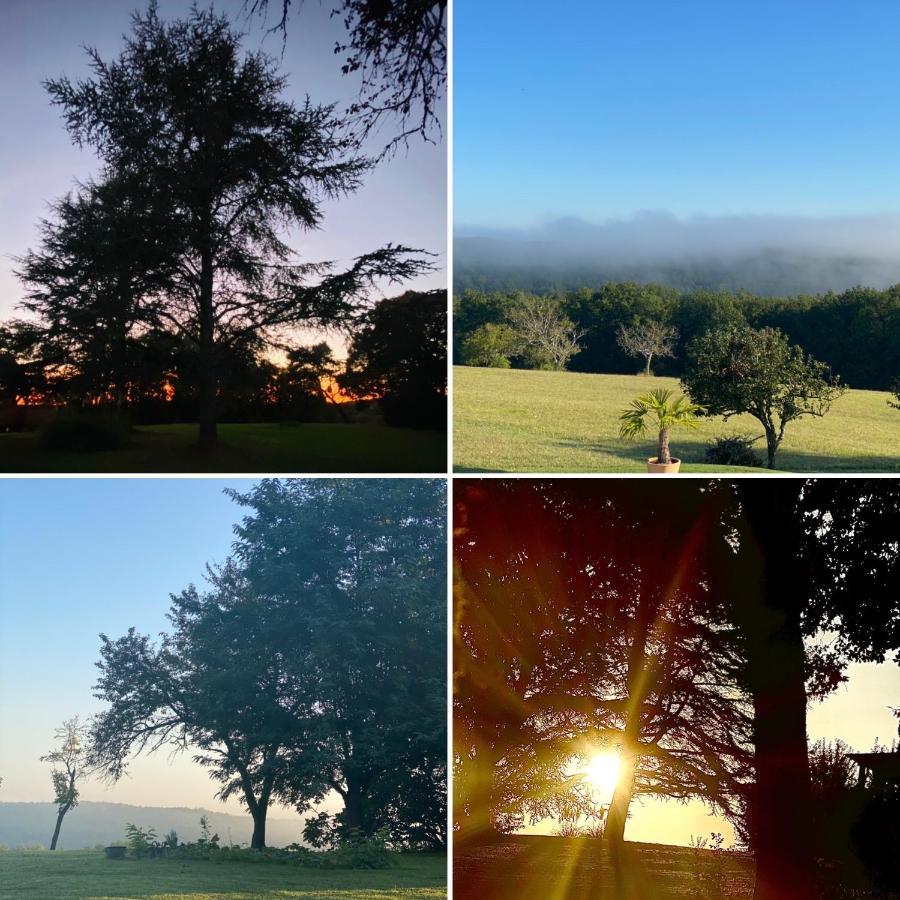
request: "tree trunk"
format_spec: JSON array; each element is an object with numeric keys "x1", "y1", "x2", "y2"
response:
[
  {"x1": 604, "y1": 745, "x2": 636, "y2": 846},
  {"x1": 658, "y1": 429, "x2": 671, "y2": 464},
  {"x1": 49, "y1": 804, "x2": 70, "y2": 851},
  {"x1": 249, "y1": 807, "x2": 267, "y2": 850},
  {"x1": 764, "y1": 427, "x2": 778, "y2": 469},
  {"x1": 644, "y1": 353, "x2": 653, "y2": 376},
  {"x1": 197, "y1": 248, "x2": 217, "y2": 451},
  {"x1": 732, "y1": 483, "x2": 817, "y2": 900}
]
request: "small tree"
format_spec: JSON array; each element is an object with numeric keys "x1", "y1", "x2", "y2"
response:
[
  {"x1": 41, "y1": 717, "x2": 89, "y2": 850},
  {"x1": 616, "y1": 319, "x2": 678, "y2": 376},
  {"x1": 682, "y1": 325, "x2": 845, "y2": 469},
  {"x1": 460, "y1": 323, "x2": 518, "y2": 369},
  {"x1": 509, "y1": 302, "x2": 584, "y2": 371},
  {"x1": 619, "y1": 388, "x2": 704, "y2": 465}
]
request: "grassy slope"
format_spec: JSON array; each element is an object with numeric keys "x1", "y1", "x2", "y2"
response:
[
  {"x1": 0, "y1": 423, "x2": 446, "y2": 474},
  {"x1": 0, "y1": 849, "x2": 446, "y2": 899},
  {"x1": 453, "y1": 366, "x2": 900, "y2": 473},
  {"x1": 454, "y1": 836, "x2": 753, "y2": 899}
]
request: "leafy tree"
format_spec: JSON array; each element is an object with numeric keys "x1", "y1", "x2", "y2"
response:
[
  {"x1": 89, "y1": 561, "x2": 331, "y2": 850},
  {"x1": 460, "y1": 322, "x2": 518, "y2": 369},
  {"x1": 682, "y1": 325, "x2": 845, "y2": 468},
  {"x1": 247, "y1": 0, "x2": 447, "y2": 152},
  {"x1": 45, "y1": 5, "x2": 430, "y2": 449},
  {"x1": 341, "y1": 290, "x2": 447, "y2": 428},
  {"x1": 41, "y1": 717, "x2": 89, "y2": 851},
  {"x1": 229, "y1": 479, "x2": 446, "y2": 847},
  {"x1": 616, "y1": 319, "x2": 678, "y2": 376},
  {"x1": 509, "y1": 301, "x2": 584, "y2": 371},
  {"x1": 619, "y1": 388, "x2": 704, "y2": 465}
]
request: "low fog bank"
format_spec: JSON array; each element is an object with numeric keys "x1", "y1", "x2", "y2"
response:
[{"x1": 455, "y1": 213, "x2": 900, "y2": 295}]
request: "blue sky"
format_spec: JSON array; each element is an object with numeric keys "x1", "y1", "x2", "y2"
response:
[
  {"x1": 0, "y1": 0, "x2": 445, "y2": 327},
  {"x1": 0, "y1": 478, "x2": 322, "y2": 816},
  {"x1": 455, "y1": 0, "x2": 900, "y2": 227}
]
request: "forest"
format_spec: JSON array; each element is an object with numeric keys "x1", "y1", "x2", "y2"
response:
[{"x1": 454, "y1": 283, "x2": 900, "y2": 391}]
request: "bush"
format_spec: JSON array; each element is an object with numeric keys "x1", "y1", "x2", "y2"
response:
[
  {"x1": 39, "y1": 410, "x2": 131, "y2": 452},
  {"x1": 704, "y1": 434, "x2": 763, "y2": 468},
  {"x1": 124, "y1": 823, "x2": 157, "y2": 859}
]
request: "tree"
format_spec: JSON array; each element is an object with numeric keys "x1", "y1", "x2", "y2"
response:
[
  {"x1": 682, "y1": 325, "x2": 845, "y2": 468},
  {"x1": 247, "y1": 0, "x2": 447, "y2": 152},
  {"x1": 616, "y1": 319, "x2": 678, "y2": 376},
  {"x1": 41, "y1": 717, "x2": 89, "y2": 851},
  {"x1": 17, "y1": 175, "x2": 174, "y2": 408},
  {"x1": 228, "y1": 479, "x2": 447, "y2": 847},
  {"x1": 89, "y1": 561, "x2": 331, "y2": 850},
  {"x1": 454, "y1": 481, "x2": 753, "y2": 851},
  {"x1": 460, "y1": 322, "x2": 518, "y2": 368},
  {"x1": 276, "y1": 342, "x2": 349, "y2": 421},
  {"x1": 45, "y1": 5, "x2": 430, "y2": 449},
  {"x1": 710, "y1": 479, "x2": 900, "y2": 900},
  {"x1": 618, "y1": 388, "x2": 704, "y2": 465},
  {"x1": 341, "y1": 290, "x2": 447, "y2": 428},
  {"x1": 509, "y1": 302, "x2": 584, "y2": 371}
]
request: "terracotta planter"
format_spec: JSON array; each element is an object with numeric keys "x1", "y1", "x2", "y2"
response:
[{"x1": 647, "y1": 457, "x2": 681, "y2": 474}]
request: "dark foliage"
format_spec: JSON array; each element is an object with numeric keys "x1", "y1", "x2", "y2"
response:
[{"x1": 39, "y1": 410, "x2": 132, "y2": 453}]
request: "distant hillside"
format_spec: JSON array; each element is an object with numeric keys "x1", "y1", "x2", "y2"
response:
[{"x1": 0, "y1": 801, "x2": 303, "y2": 850}]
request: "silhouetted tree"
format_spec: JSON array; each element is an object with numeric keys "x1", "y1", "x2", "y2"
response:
[
  {"x1": 42, "y1": 717, "x2": 89, "y2": 850},
  {"x1": 341, "y1": 289, "x2": 447, "y2": 428},
  {"x1": 682, "y1": 325, "x2": 845, "y2": 468},
  {"x1": 247, "y1": 0, "x2": 447, "y2": 151},
  {"x1": 17, "y1": 174, "x2": 173, "y2": 408},
  {"x1": 276, "y1": 342, "x2": 349, "y2": 421},
  {"x1": 45, "y1": 5, "x2": 430, "y2": 449},
  {"x1": 454, "y1": 481, "x2": 753, "y2": 849}
]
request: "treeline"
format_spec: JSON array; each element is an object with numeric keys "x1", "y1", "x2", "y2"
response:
[
  {"x1": 454, "y1": 282, "x2": 900, "y2": 391},
  {"x1": 1, "y1": 290, "x2": 447, "y2": 431}
]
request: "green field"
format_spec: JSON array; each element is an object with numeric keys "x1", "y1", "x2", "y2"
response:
[
  {"x1": 0, "y1": 849, "x2": 446, "y2": 899},
  {"x1": 0, "y1": 423, "x2": 446, "y2": 474},
  {"x1": 453, "y1": 366, "x2": 900, "y2": 473}
]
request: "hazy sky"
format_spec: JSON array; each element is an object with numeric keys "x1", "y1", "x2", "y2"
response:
[
  {"x1": 0, "y1": 478, "x2": 335, "y2": 823},
  {"x1": 0, "y1": 0, "x2": 445, "y2": 331},
  {"x1": 455, "y1": 0, "x2": 900, "y2": 228}
]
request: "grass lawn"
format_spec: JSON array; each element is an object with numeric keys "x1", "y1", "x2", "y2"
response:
[
  {"x1": 454, "y1": 836, "x2": 754, "y2": 899},
  {"x1": 453, "y1": 366, "x2": 900, "y2": 473},
  {"x1": 0, "y1": 423, "x2": 446, "y2": 474},
  {"x1": 0, "y1": 849, "x2": 446, "y2": 899}
]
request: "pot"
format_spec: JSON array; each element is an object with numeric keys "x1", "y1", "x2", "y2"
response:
[{"x1": 647, "y1": 457, "x2": 681, "y2": 474}]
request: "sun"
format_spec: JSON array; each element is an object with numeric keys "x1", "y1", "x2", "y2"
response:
[{"x1": 582, "y1": 751, "x2": 621, "y2": 798}]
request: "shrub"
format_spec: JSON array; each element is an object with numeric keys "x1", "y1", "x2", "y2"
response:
[
  {"x1": 461, "y1": 323, "x2": 518, "y2": 368},
  {"x1": 704, "y1": 434, "x2": 763, "y2": 468},
  {"x1": 124, "y1": 823, "x2": 157, "y2": 859},
  {"x1": 39, "y1": 410, "x2": 131, "y2": 453}
]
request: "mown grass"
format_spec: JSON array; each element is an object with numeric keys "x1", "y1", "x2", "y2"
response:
[
  {"x1": 0, "y1": 848, "x2": 446, "y2": 899},
  {"x1": 453, "y1": 366, "x2": 900, "y2": 473},
  {"x1": 0, "y1": 423, "x2": 446, "y2": 474}
]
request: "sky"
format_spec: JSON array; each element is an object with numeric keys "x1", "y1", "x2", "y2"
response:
[
  {"x1": 0, "y1": 0, "x2": 445, "y2": 346},
  {"x1": 0, "y1": 478, "x2": 334, "y2": 823},
  {"x1": 455, "y1": 0, "x2": 900, "y2": 229}
]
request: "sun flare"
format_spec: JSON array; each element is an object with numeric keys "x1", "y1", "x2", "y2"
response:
[{"x1": 583, "y1": 752, "x2": 621, "y2": 798}]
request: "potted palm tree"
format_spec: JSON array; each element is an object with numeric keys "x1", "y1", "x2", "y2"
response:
[{"x1": 619, "y1": 388, "x2": 705, "y2": 473}]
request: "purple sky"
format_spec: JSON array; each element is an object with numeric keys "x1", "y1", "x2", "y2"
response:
[{"x1": 0, "y1": 0, "x2": 446, "y2": 346}]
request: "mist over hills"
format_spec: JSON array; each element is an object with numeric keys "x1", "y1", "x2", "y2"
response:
[
  {"x1": 454, "y1": 214, "x2": 900, "y2": 295},
  {"x1": 0, "y1": 801, "x2": 303, "y2": 850}
]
